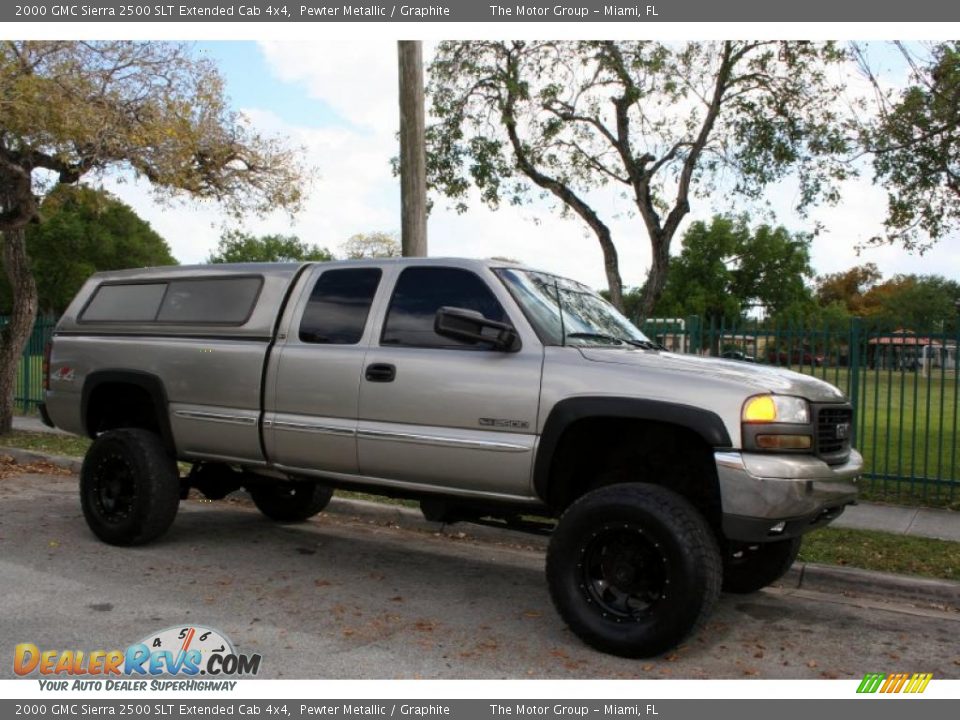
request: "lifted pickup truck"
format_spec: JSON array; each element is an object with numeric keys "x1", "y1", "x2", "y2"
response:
[{"x1": 42, "y1": 258, "x2": 861, "y2": 657}]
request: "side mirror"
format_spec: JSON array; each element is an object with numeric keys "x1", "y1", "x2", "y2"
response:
[{"x1": 434, "y1": 306, "x2": 519, "y2": 352}]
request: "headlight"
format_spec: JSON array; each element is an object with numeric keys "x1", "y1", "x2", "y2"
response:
[
  {"x1": 741, "y1": 395, "x2": 814, "y2": 454},
  {"x1": 742, "y1": 395, "x2": 810, "y2": 424}
]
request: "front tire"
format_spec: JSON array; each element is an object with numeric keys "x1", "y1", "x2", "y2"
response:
[
  {"x1": 722, "y1": 537, "x2": 802, "y2": 594},
  {"x1": 80, "y1": 429, "x2": 180, "y2": 546},
  {"x1": 546, "y1": 483, "x2": 721, "y2": 658},
  {"x1": 249, "y1": 481, "x2": 333, "y2": 522}
]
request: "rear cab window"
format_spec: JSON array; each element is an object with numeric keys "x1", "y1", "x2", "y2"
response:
[{"x1": 298, "y1": 268, "x2": 383, "y2": 344}]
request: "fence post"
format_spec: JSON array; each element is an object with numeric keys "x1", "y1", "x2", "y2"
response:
[
  {"x1": 686, "y1": 315, "x2": 700, "y2": 355},
  {"x1": 848, "y1": 317, "x2": 863, "y2": 446}
]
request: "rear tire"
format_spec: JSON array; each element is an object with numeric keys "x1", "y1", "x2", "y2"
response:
[
  {"x1": 546, "y1": 483, "x2": 721, "y2": 658},
  {"x1": 722, "y1": 537, "x2": 802, "y2": 593},
  {"x1": 80, "y1": 429, "x2": 180, "y2": 546},
  {"x1": 249, "y1": 481, "x2": 333, "y2": 522}
]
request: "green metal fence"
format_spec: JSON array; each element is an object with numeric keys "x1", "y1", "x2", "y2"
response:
[
  {"x1": 2, "y1": 316, "x2": 58, "y2": 414},
  {"x1": 642, "y1": 316, "x2": 960, "y2": 507}
]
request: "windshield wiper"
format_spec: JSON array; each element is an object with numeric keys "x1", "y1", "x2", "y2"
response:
[
  {"x1": 624, "y1": 338, "x2": 665, "y2": 350},
  {"x1": 566, "y1": 332, "x2": 625, "y2": 345},
  {"x1": 567, "y1": 332, "x2": 663, "y2": 350}
]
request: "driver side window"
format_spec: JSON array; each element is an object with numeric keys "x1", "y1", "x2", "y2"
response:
[{"x1": 381, "y1": 267, "x2": 508, "y2": 348}]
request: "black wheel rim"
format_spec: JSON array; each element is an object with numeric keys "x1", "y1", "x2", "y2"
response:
[
  {"x1": 91, "y1": 454, "x2": 137, "y2": 523},
  {"x1": 578, "y1": 522, "x2": 669, "y2": 621}
]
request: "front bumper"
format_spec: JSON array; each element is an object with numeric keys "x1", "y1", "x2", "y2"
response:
[{"x1": 716, "y1": 449, "x2": 862, "y2": 543}]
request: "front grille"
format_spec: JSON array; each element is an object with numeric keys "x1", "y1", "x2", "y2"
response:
[{"x1": 815, "y1": 405, "x2": 853, "y2": 463}]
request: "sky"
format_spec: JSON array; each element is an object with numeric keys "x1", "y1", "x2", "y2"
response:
[{"x1": 97, "y1": 40, "x2": 960, "y2": 293}]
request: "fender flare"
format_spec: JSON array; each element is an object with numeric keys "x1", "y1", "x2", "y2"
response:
[
  {"x1": 533, "y1": 396, "x2": 733, "y2": 502},
  {"x1": 81, "y1": 370, "x2": 174, "y2": 451}
]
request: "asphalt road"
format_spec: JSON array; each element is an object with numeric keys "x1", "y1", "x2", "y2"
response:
[{"x1": 2, "y1": 465, "x2": 959, "y2": 680}]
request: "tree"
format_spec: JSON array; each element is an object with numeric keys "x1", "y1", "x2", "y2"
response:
[
  {"x1": 340, "y1": 231, "x2": 401, "y2": 259},
  {"x1": 855, "y1": 42, "x2": 960, "y2": 251},
  {"x1": 207, "y1": 231, "x2": 332, "y2": 263},
  {"x1": 0, "y1": 186, "x2": 177, "y2": 315},
  {"x1": 814, "y1": 263, "x2": 883, "y2": 314},
  {"x1": 815, "y1": 264, "x2": 960, "y2": 332},
  {"x1": 863, "y1": 274, "x2": 960, "y2": 332},
  {"x1": 427, "y1": 41, "x2": 849, "y2": 315},
  {"x1": 652, "y1": 215, "x2": 815, "y2": 324},
  {"x1": 0, "y1": 41, "x2": 305, "y2": 432}
]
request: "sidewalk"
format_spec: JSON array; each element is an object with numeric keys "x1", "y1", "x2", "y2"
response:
[
  {"x1": 834, "y1": 501, "x2": 960, "y2": 544},
  {"x1": 10, "y1": 415, "x2": 960, "y2": 543},
  {"x1": 14, "y1": 414, "x2": 70, "y2": 435}
]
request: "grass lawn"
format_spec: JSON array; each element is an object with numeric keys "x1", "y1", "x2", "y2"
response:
[
  {"x1": 0, "y1": 430, "x2": 91, "y2": 457},
  {"x1": 799, "y1": 527, "x2": 959, "y2": 582}
]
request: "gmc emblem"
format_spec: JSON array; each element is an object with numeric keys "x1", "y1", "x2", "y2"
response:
[{"x1": 835, "y1": 422, "x2": 850, "y2": 440}]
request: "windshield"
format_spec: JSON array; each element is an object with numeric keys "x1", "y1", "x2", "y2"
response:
[{"x1": 495, "y1": 268, "x2": 652, "y2": 348}]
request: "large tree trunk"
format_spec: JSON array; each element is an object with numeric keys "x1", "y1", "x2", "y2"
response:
[
  {"x1": 0, "y1": 228, "x2": 39, "y2": 434},
  {"x1": 638, "y1": 231, "x2": 671, "y2": 322},
  {"x1": 597, "y1": 229, "x2": 624, "y2": 312}
]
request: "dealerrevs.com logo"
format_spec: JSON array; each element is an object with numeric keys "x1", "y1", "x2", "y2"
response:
[{"x1": 14, "y1": 625, "x2": 261, "y2": 691}]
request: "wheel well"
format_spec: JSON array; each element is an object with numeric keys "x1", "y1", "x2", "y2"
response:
[
  {"x1": 84, "y1": 382, "x2": 167, "y2": 446},
  {"x1": 545, "y1": 418, "x2": 722, "y2": 531}
]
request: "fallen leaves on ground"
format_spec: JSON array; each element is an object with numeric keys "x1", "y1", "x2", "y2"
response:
[{"x1": 0, "y1": 455, "x2": 72, "y2": 479}]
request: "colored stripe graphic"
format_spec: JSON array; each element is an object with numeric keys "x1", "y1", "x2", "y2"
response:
[
  {"x1": 857, "y1": 673, "x2": 886, "y2": 693},
  {"x1": 905, "y1": 673, "x2": 933, "y2": 693},
  {"x1": 857, "y1": 672, "x2": 932, "y2": 694}
]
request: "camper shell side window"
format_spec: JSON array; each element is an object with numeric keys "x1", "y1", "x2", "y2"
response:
[{"x1": 79, "y1": 276, "x2": 264, "y2": 325}]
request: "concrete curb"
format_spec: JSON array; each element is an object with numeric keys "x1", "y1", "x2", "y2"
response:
[
  {"x1": 1, "y1": 447, "x2": 83, "y2": 473},
  {"x1": 5, "y1": 447, "x2": 959, "y2": 611},
  {"x1": 784, "y1": 562, "x2": 960, "y2": 609}
]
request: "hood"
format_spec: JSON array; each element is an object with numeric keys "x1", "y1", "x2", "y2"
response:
[{"x1": 578, "y1": 348, "x2": 848, "y2": 403}]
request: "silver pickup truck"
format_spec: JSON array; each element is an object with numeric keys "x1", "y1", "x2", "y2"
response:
[{"x1": 42, "y1": 258, "x2": 861, "y2": 658}]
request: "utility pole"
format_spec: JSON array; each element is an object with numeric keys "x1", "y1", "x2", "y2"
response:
[{"x1": 397, "y1": 40, "x2": 427, "y2": 257}]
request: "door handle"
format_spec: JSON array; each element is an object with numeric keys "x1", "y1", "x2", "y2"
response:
[{"x1": 365, "y1": 363, "x2": 396, "y2": 382}]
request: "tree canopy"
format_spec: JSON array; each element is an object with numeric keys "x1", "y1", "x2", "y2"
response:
[
  {"x1": 816, "y1": 265, "x2": 960, "y2": 332},
  {"x1": 649, "y1": 216, "x2": 815, "y2": 324},
  {"x1": 426, "y1": 41, "x2": 849, "y2": 316},
  {"x1": 868, "y1": 275, "x2": 960, "y2": 332},
  {"x1": 207, "y1": 231, "x2": 333, "y2": 264},
  {"x1": 0, "y1": 41, "x2": 306, "y2": 233},
  {"x1": 856, "y1": 42, "x2": 960, "y2": 251},
  {"x1": 0, "y1": 185, "x2": 176, "y2": 314},
  {"x1": 814, "y1": 263, "x2": 883, "y2": 314},
  {"x1": 0, "y1": 41, "x2": 307, "y2": 433},
  {"x1": 340, "y1": 231, "x2": 401, "y2": 259}
]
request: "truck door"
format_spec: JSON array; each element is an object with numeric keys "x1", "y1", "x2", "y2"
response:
[
  {"x1": 357, "y1": 265, "x2": 543, "y2": 498},
  {"x1": 264, "y1": 266, "x2": 383, "y2": 473}
]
